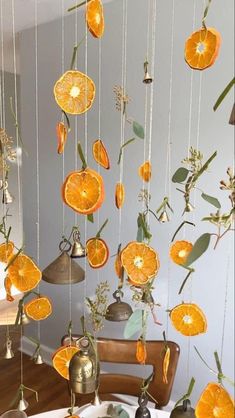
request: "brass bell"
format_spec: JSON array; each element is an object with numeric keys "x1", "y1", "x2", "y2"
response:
[
  {"x1": 170, "y1": 399, "x2": 195, "y2": 418},
  {"x1": 70, "y1": 230, "x2": 86, "y2": 259},
  {"x1": 185, "y1": 202, "x2": 194, "y2": 213},
  {"x1": 3, "y1": 337, "x2": 14, "y2": 359},
  {"x1": 143, "y1": 61, "x2": 153, "y2": 84},
  {"x1": 229, "y1": 103, "x2": 235, "y2": 125},
  {"x1": 159, "y1": 210, "x2": 170, "y2": 223},
  {"x1": 42, "y1": 239, "x2": 85, "y2": 284},
  {"x1": 17, "y1": 390, "x2": 28, "y2": 412},
  {"x1": 2, "y1": 181, "x2": 14, "y2": 204},
  {"x1": 20, "y1": 313, "x2": 30, "y2": 326},
  {"x1": 69, "y1": 337, "x2": 99, "y2": 394},
  {"x1": 135, "y1": 392, "x2": 150, "y2": 418},
  {"x1": 91, "y1": 389, "x2": 102, "y2": 406},
  {"x1": 34, "y1": 350, "x2": 44, "y2": 365},
  {"x1": 1, "y1": 410, "x2": 27, "y2": 418},
  {"x1": 105, "y1": 290, "x2": 133, "y2": 322}
]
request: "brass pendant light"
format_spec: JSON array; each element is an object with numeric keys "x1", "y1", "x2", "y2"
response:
[
  {"x1": 42, "y1": 239, "x2": 85, "y2": 284},
  {"x1": 69, "y1": 337, "x2": 99, "y2": 394},
  {"x1": 105, "y1": 290, "x2": 133, "y2": 322},
  {"x1": 170, "y1": 400, "x2": 195, "y2": 418}
]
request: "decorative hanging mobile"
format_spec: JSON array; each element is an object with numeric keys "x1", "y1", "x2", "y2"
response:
[{"x1": 184, "y1": 0, "x2": 221, "y2": 70}]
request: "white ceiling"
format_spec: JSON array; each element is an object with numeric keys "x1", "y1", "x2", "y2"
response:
[{"x1": 1, "y1": 0, "x2": 112, "y2": 72}]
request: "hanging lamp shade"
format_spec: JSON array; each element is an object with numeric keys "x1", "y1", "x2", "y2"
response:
[{"x1": 42, "y1": 240, "x2": 85, "y2": 285}]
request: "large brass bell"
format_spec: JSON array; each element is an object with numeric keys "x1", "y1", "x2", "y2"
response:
[
  {"x1": 143, "y1": 61, "x2": 153, "y2": 84},
  {"x1": 229, "y1": 103, "x2": 235, "y2": 125},
  {"x1": 2, "y1": 181, "x2": 14, "y2": 204},
  {"x1": 105, "y1": 290, "x2": 133, "y2": 322},
  {"x1": 42, "y1": 239, "x2": 85, "y2": 284},
  {"x1": 70, "y1": 230, "x2": 86, "y2": 259},
  {"x1": 170, "y1": 399, "x2": 195, "y2": 418},
  {"x1": 69, "y1": 337, "x2": 99, "y2": 394},
  {"x1": 3, "y1": 337, "x2": 14, "y2": 359}
]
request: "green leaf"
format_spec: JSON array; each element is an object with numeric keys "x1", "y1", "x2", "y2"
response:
[
  {"x1": 201, "y1": 193, "x2": 221, "y2": 209},
  {"x1": 185, "y1": 233, "x2": 211, "y2": 266},
  {"x1": 213, "y1": 77, "x2": 235, "y2": 111},
  {"x1": 87, "y1": 213, "x2": 94, "y2": 223},
  {"x1": 172, "y1": 167, "x2": 189, "y2": 183},
  {"x1": 137, "y1": 226, "x2": 144, "y2": 242},
  {"x1": 137, "y1": 213, "x2": 152, "y2": 241},
  {"x1": 124, "y1": 309, "x2": 144, "y2": 339},
  {"x1": 117, "y1": 138, "x2": 136, "y2": 164},
  {"x1": 133, "y1": 121, "x2": 144, "y2": 139}
]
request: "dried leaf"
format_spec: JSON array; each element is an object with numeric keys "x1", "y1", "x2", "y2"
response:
[
  {"x1": 201, "y1": 193, "x2": 221, "y2": 209},
  {"x1": 172, "y1": 167, "x2": 189, "y2": 183}
]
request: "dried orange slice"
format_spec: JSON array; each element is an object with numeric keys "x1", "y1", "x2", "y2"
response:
[
  {"x1": 92, "y1": 140, "x2": 110, "y2": 169},
  {"x1": 4, "y1": 276, "x2": 14, "y2": 302},
  {"x1": 136, "y1": 339, "x2": 147, "y2": 365},
  {"x1": 138, "y1": 161, "x2": 152, "y2": 182},
  {"x1": 121, "y1": 241, "x2": 160, "y2": 285},
  {"x1": 195, "y1": 382, "x2": 235, "y2": 418},
  {"x1": 115, "y1": 252, "x2": 123, "y2": 279},
  {"x1": 8, "y1": 253, "x2": 42, "y2": 292},
  {"x1": 170, "y1": 303, "x2": 207, "y2": 336},
  {"x1": 185, "y1": 27, "x2": 221, "y2": 70},
  {"x1": 170, "y1": 240, "x2": 193, "y2": 265},
  {"x1": 52, "y1": 345, "x2": 79, "y2": 380},
  {"x1": 115, "y1": 182, "x2": 125, "y2": 209},
  {"x1": 57, "y1": 122, "x2": 67, "y2": 154},
  {"x1": 54, "y1": 70, "x2": 96, "y2": 115},
  {"x1": 0, "y1": 241, "x2": 14, "y2": 263},
  {"x1": 24, "y1": 296, "x2": 52, "y2": 321},
  {"x1": 86, "y1": 237, "x2": 109, "y2": 268},
  {"x1": 86, "y1": 0, "x2": 104, "y2": 39},
  {"x1": 62, "y1": 167, "x2": 105, "y2": 215}
]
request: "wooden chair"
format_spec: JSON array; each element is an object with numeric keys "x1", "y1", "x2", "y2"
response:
[{"x1": 62, "y1": 335, "x2": 180, "y2": 409}]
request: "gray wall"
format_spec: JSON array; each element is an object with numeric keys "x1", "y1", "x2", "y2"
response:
[{"x1": 19, "y1": 0, "x2": 234, "y2": 406}]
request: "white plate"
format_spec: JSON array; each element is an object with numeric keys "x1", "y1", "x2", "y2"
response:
[{"x1": 76, "y1": 402, "x2": 170, "y2": 418}]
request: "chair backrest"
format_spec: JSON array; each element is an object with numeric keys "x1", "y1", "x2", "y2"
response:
[{"x1": 62, "y1": 335, "x2": 180, "y2": 408}]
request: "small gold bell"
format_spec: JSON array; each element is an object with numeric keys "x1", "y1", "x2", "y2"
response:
[
  {"x1": 170, "y1": 399, "x2": 195, "y2": 418},
  {"x1": 70, "y1": 230, "x2": 86, "y2": 259},
  {"x1": 185, "y1": 202, "x2": 194, "y2": 213},
  {"x1": 91, "y1": 389, "x2": 102, "y2": 406},
  {"x1": 3, "y1": 337, "x2": 14, "y2": 360},
  {"x1": 143, "y1": 61, "x2": 153, "y2": 84},
  {"x1": 159, "y1": 210, "x2": 170, "y2": 223},
  {"x1": 69, "y1": 337, "x2": 99, "y2": 394},
  {"x1": 229, "y1": 103, "x2": 235, "y2": 125},
  {"x1": 105, "y1": 290, "x2": 133, "y2": 322},
  {"x1": 34, "y1": 351, "x2": 44, "y2": 365},
  {"x1": 17, "y1": 391, "x2": 29, "y2": 412},
  {"x1": 20, "y1": 313, "x2": 30, "y2": 326},
  {"x1": 2, "y1": 181, "x2": 14, "y2": 204}
]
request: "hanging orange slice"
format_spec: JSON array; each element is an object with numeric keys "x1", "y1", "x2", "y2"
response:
[
  {"x1": 136, "y1": 339, "x2": 147, "y2": 365},
  {"x1": 0, "y1": 241, "x2": 14, "y2": 263},
  {"x1": 86, "y1": 237, "x2": 109, "y2": 268},
  {"x1": 170, "y1": 240, "x2": 193, "y2": 265},
  {"x1": 121, "y1": 241, "x2": 160, "y2": 285},
  {"x1": 115, "y1": 183, "x2": 125, "y2": 209},
  {"x1": 185, "y1": 27, "x2": 221, "y2": 70},
  {"x1": 4, "y1": 276, "x2": 14, "y2": 302},
  {"x1": 195, "y1": 382, "x2": 235, "y2": 418},
  {"x1": 57, "y1": 122, "x2": 68, "y2": 154},
  {"x1": 52, "y1": 345, "x2": 79, "y2": 380},
  {"x1": 138, "y1": 161, "x2": 152, "y2": 182},
  {"x1": 62, "y1": 167, "x2": 105, "y2": 215},
  {"x1": 24, "y1": 296, "x2": 52, "y2": 321},
  {"x1": 170, "y1": 303, "x2": 207, "y2": 336},
  {"x1": 86, "y1": 0, "x2": 105, "y2": 39},
  {"x1": 115, "y1": 252, "x2": 123, "y2": 279},
  {"x1": 92, "y1": 140, "x2": 110, "y2": 169},
  {"x1": 54, "y1": 70, "x2": 96, "y2": 115},
  {"x1": 7, "y1": 253, "x2": 42, "y2": 292}
]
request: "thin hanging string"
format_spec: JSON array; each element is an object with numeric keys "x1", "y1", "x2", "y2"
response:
[
  {"x1": 146, "y1": 0, "x2": 157, "y2": 224},
  {"x1": 96, "y1": 38, "x2": 102, "y2": 286},
  {"x1": 61, "y1": 0, "x2": 65, "y2": 234},
  {"x1": 165, "y1": 0, "x2": 175, "y2": 336},
  {"x1": 0, "y1": 0, "x2": 5, "y2": 129},
  {"x1": 220, "y1": 250, "x2": 230, "y2": 367},
  {"x1": 117, "y1": 0, "x2": 128, "y2": 247},
  {"x1": 142, "y1": 0, "x2": 151, "y2": 213},
  {"x1": 83, "y1": 0, "x2": 88, "y2": 319}
]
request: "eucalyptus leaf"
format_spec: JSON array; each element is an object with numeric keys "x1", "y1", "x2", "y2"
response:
[
  {"x1": 185, "y1": 233, "x2": 211, "y2": 267},
  {"x1": 124, "y1": 309, "x2": 143, "y2": 339},
  {"x1": 201, "y1": 193, "x2": 221, "y2": 209},
  {"x1": 172, "y1": 167, "x2": 189, "y2": 183},
  {"x1": 87, "y1": 213, "x2": 94, "y2": 223},
  {"x1": 133, "y1": 121, "x2": 144, "y2": 139},
  {"x1": 137, "y1": 226, "x2": 144, "y2": 242}
]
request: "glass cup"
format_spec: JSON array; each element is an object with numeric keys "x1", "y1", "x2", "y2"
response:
[{"x1": 1, "y1": 411, "x2": 27, "y2": 418}]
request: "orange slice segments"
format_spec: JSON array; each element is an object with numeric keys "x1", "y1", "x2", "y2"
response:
[
  {"x1": 86, "y1": 237, "x2": 109, "y2": 269},
  {"x1": 57, "y1": 122, "x2": 68, "y2": 154},
  {"x1": 86, "y1": 0, "x2": 105, "y2": 39},
  {"x1": 115, "y1": 183, "x2": 125, "y2": 209},
  {"x1": 170, "y1": 303, "x2": 207, "y2": 336},
  {"x1": 62, "y1": 167, "x2": 105, "y2": 215},
  {"x1": 170, "y1": 240, "x2": 193, "y2": 265},
  {"x1": 0, "y1": 241, "x2": 14, "y2": 263},
  {"x1": 92, "y1": 140, "x2": 110, "y2": 169},
  {"x1": 8, "y1": 253, "x2": 42, "y2": 292},
  {"x1": 54, "y1": 70, "x2": 96, "y2": 115},
  {"x1": 24, "y1": 296, "x2": 52, "y2": 321},
  {"x1": 185, "y1": 27, "x2": 221, "y2": 70},
  {"x1": 195, "y1": 382, "x2": 235, "y2": 418},
  {"x1": 52, "y1": 345, "x2": 79, "y2": 380},
  {"x1": 121, "y1": 241, "x2": 160, "y2": 285},
  {"x1": 138, "y1": 161, "x2": 152, "y2": 182}
]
